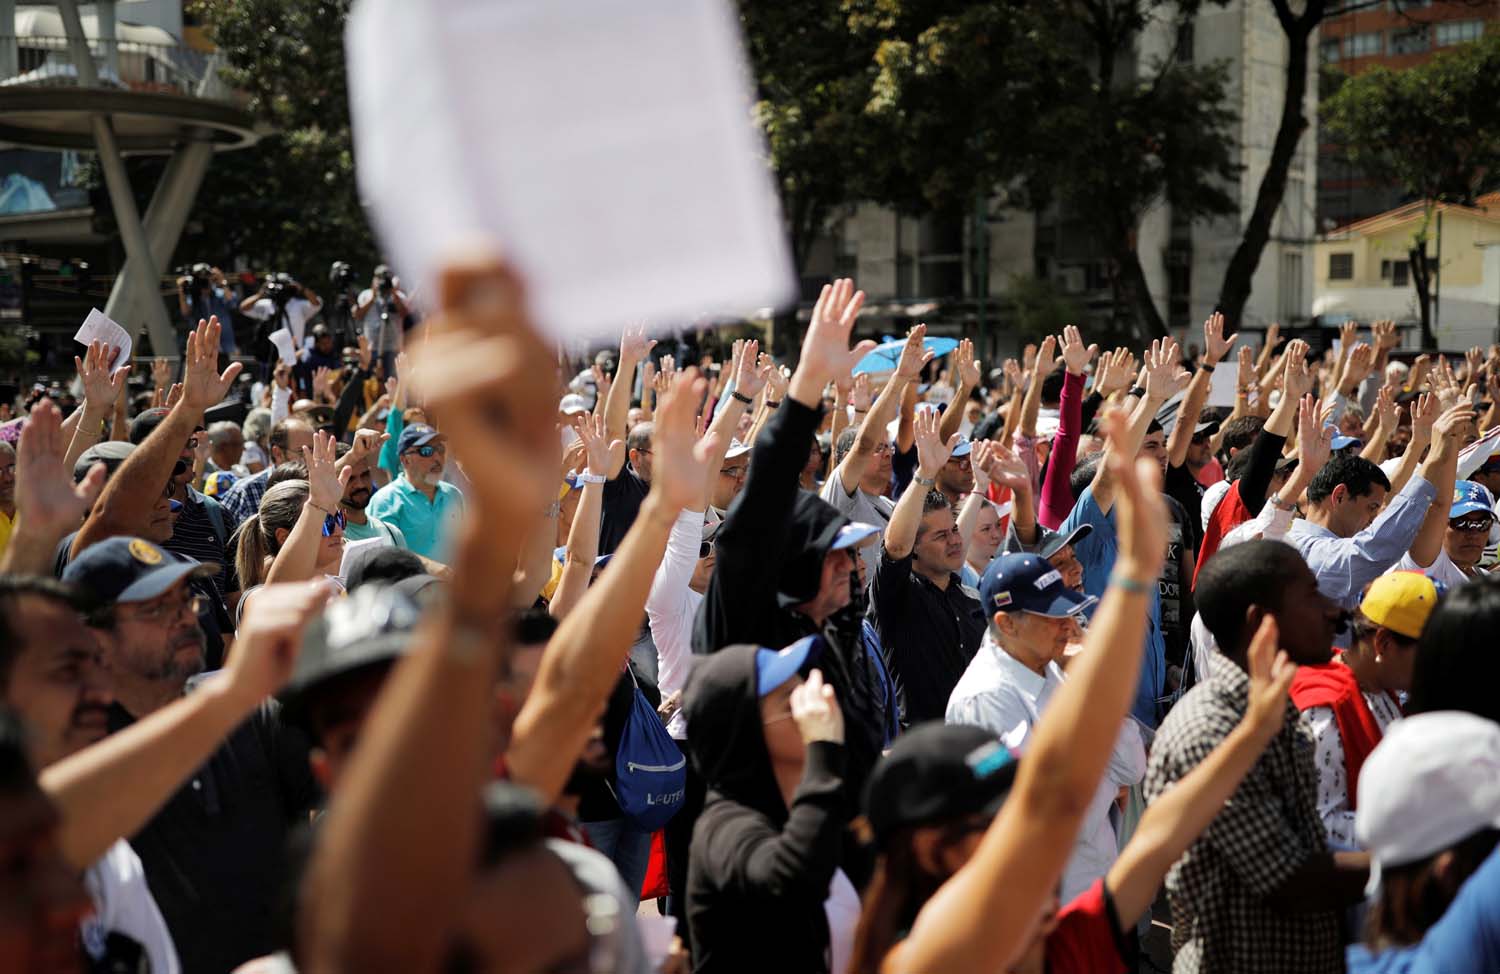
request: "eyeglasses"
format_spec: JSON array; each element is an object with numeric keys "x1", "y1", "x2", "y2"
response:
[
  {"x1": 718, "y1": 465, "x2": 747, "y2": 481},
  {"x1": 119, "y1": 592, "x2": 207, "y2": 625},
  {"x1": 698, "y1": 541, "x2": 715, "y2": 559},
  {"x1": 406, "y1": 443, "x2": 445, "y2": 458},
  {"x1": 871, "y1": 442, "x2": 895, "y2": 457},
  {"x1": 1450, "y1": 516, "x2": 1494, "y2": 533},
  {"x1": 322, "y1": 509, "x2": 347, "y2": 536}
]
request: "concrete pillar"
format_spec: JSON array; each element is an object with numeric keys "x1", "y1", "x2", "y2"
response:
[
  {"x1": 95, "y1": 0, "x2": 118, "y2": 79},
  {"x1": 0, "y1": 0, "x2": 17, "y2": 80}
]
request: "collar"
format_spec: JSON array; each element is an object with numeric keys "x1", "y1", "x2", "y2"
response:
[
  {"x1": 984, "y1": 630, "x2": 1052, "y2": 700},
  {"x1": 1290, "y1": 518, "x2": 1339, "y2": 541},
  {"x1": 1205, "y1": 650, "x2": 1252, "y2": 709}
]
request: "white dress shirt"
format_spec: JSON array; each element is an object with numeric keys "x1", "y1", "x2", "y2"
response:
[
  {"x1": 647, "y1": 508, "x2": 705, "y2": 740},
  {"x1": 946, "y1": 630, "x2": 1147, "y2": 901}
]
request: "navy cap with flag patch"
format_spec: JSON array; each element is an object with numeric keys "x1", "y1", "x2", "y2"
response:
[
  {"x1": 978, "y1": 552, "x2": 1096, "y2": 618},
  {"x1": 61, "y1": 536, "x2": 217, "y2": 606}
]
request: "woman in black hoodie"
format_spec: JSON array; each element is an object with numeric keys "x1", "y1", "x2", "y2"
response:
[{"x1": 683, "y1": 636, "x2": 856, "y2": 974}]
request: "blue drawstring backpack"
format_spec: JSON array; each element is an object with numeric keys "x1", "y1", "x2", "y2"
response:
[{"x1": 614, "y1": 670, "x2": 687, "y2": 830}]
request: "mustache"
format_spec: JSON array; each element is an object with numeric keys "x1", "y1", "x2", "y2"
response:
[{"x1": 69, "y1": 702, "x2": 110, "y2": 729}]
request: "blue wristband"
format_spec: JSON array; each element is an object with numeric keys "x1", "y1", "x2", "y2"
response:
[{"x1": 1110, "y1": 572, "x2": 1152, "y2": 594}]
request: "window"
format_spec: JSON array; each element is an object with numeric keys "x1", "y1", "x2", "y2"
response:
[
  {"x1": 1329, "y1": 252, "x2": 1355, "y2": 280},
  {"x1": 1281, "y1": 252, "x2": 1304, "y2": 323},
  {"x1": 1436, "y1": 21, "x2": 1485, "y2": 47},
  {"x1": 1344, "y1": 32, "x2": 1383, "y2": 57},
  {"x1": 1392, "y1": 260, "x2": 1410, "y2": 287},
  {"x1": 1320, "y1": 39, "x2": 1342, "y2": 63},
  {"x1": 1176, "y1": 20, "x2": 1196, "y2": 62},
  {"x1": 1390, "y1": 26, "x2": 1431, "y2": 55}
]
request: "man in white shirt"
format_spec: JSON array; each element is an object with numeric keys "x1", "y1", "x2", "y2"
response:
[
  {"x1": 354, "y1": 264, "x2": 410, "y2": 379},
  {"x1": 946, "y1": 551, "x2": 1146, "y2": 902},
  {"x1": 1396, "y1": 479, "x2": 1494, "y2": 588},
  {"x1": 242, "y1": 272, "x2": 323, "y2": 377}
]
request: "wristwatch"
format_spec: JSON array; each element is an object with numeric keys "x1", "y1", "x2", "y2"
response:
[
  {"x1": 1268, "y1": 493, "x2": 1296, "y2": 512},
  {"x1": 576, "y1": 471, "x2": 607, "y2": 485},
  {"x1": 914, "y1": 474, "x2": 936, "y2": 487}
]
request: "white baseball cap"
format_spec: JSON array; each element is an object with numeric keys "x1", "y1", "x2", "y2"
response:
[
  {"x1": 559, "y1": 393, "x2": 590, "y2": 415},
  {"x1": 1356, "y1": 711, "x2": 1500, "y2": 893},
  {"x1": 724, "y1": 439, "x2": 751, "y2": 460}
]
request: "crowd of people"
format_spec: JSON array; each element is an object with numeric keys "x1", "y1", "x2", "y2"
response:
[{"x1": 3, "y1": 262, "x2": 1500, "y2": 974}]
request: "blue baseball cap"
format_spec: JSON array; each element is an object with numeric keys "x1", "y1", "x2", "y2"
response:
[
  {"x1": 1450, "y1": 480, "x2": 1496, "y2": 520},
  {"x1": 979, "y1": 552, "x2": 1097, "y2": 618},
  {"x1": 950, "y1": 439, "x2": 973, "y2": 458},
  {"x1": 1326, "y1": 424, "x2": 1361, "y2": 451},
  {"x1": 396, "y1": 423, "x2": 442, "y2": 455},
  {"x1": 755, "y1": 635, "x2": 822, "y2": 696},
  {"x1": 830, "y1": 522, "x2": 881, "y2": 551},
  {"x1": 62, "y1": 536, "x2": 217, "y2": 606}
]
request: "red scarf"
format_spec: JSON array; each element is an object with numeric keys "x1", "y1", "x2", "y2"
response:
[
  {"x1": 1194, "y1": 481, "x2": 1251, "y2": 589},
  {"x1": 1288, "y1": 661, "x2": 1397, "y2": 810}
]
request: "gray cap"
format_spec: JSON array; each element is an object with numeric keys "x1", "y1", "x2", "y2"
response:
[{"x1": 73, "y1": 440, "x2": 135, "y2": 483}]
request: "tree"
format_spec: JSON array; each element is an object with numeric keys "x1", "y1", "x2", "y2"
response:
[
  {"x1": 845, "y1": 0, "x2": 1239, "y2": 339},
  {"x1": 1215, "y1": 0, "x2": 1493, "y2": 332},
  {"x1": 161, "y1": 0, "x2": 380, "y2": 287},
  {"x1": 1323, "y1": 32, "x2": 1500, "y2": 348}
]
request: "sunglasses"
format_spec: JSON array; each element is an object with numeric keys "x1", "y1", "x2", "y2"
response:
[
  {"x1": 698, "y1": 541, "x2": 715, "y2": 559},
  {"x1": 407, "y1": 443, "x2": 445, "y2": 458},
  {"x1": 1450, "y1": 516, "x2": 1493, "y2": 533},
  {"x1": 322, "y1": 509, "x2": 347, "y2": 536}
]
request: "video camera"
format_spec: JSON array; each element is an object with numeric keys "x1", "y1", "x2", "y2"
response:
[
  {"x1": 329, "y1": 260, "x2": 357, "y2": 293},
  {"x1": 375, "y1": 263, "x2": 395, "y2": 298},
  {"x1": 176, "y1": 262, "x2": 212, "y2": 293},
  {"x1": 263, "y1": 271, "x2": 302, "y2": 309}
]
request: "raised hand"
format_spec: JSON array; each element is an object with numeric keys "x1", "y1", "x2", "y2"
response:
[
  {"x1": 11, "y1": 398, "x2": 106, "y2": 540},
  {"x1": 955, "y1": 337, "x2": 983, "y2": 388},
  {"x1": 1243, "y1": 615, "x2": 1296, "y2": 744},
  {"x1": 1264, "y1": 321, "x2": 1284, "y2": 352},
  {"x1": 1372, "y1": 384, "x2": 1399, "y2": 432},
  {"x1": 150, "y1": 356, "x2": 172, "y2": 391},
  {"x1": 179, "y1": 317, "x2": 243, "y2": 413},
  {"x1": 796, "y1": 278, "x2": 874, "y2": 391},
  {"x1": 591, "y1": 362, "x2": 612, "y2": 407},
  {"x1": 1338, "y1": 320, "x2": 1358, "y2": 352},
  {"x1": 913, "y1": 407, "x2": 959, "y2": 479},
  {"x1": 650, "y1": 368, "x2": 720, "y2": 510},
  {"x1": 1340, "y1": 342, "x2": 1375, "y2": 393},
  {"x1": 763, "y1": 358, "x2": 789, "y2": 402},
  {"x1": 75, "y1": 339, "x2": 130, "y2": 410},
  {"x1": 1433, "y1": 401, "x2": 1477, "y2": 444},
  {"x1": 1281, "y1": 339, "x2": 1313, "y2": 400},
  {"x1": 273, "y1": 361, "x2": 291, "y2": 391},
  {"x1": 1103, "y1": 407, "x2": 1168, "y2": 580},
  {"x1": 984, "y1": 447, "x2": 1032, "y2": 494},
  {"x1": 303, "y1": 430, "x2": 353, "y2": 512},
  {"x1": 1409, "y1": 353, "x2": 1432, "y2": 391},
  {"x1": 1236, "y1": 346, "x2": 1255, "y2": 395},
  {"x1": 1001, "y1": 359, "x2": 1023, "y2": 394},
  {"x1": 895, "y1": 323, "x2": 936, "y2": 382},
  {"x1": 165, "y1": 383, "x2": 183, "y2": 410},
  {"x1": 1297, "y1": 395, "x2": 1334, "y2": 473},
  {"x1": 1467, "y1": 346, "x2": 1484, "y2": 381},
  {"x1": 790, "y1": 668, "x2": 843, "y2": 745},
  {"x1": 1372, "y1": 319, "x2": 1399, "y2": 352},
  {"x1": 1032, "y1": 335, "x2": 1060, "y2": 380},
  {"x1": 341, "y1": 428, "x2": 389, "y2": 471},
  {"x1": 969, "y1": 439, "x2": 994, "y2": 496},
  {"x1": 733, "y1": 338, "x2": 769, "y2": 399},
  {"x1": 1202, "y1": 311, "x2": 1238, "y2": 366},
  {"x1": 573, "y1": 410, "x2": 621, "y2": 475},
  {"x1": 619, "y1": 322, "x2": 657, "y2": 364},
  {"x1": 653, "y1": 354, "x2": 678, "y2": 397},
  {"x1": 312, "y1": 366, "x2": 333, "y2": 401},
  {"x1": 1409, "y1": 392, "x2": 1438, "y2": 447},
  {"x1": 639, "y1": 358, "x2": 657, "y2": 406},
  {"x1": 1058, "y1": 325, "x2": 1097, "y2": 376},
  {"x1": 850, "y1": 372, "x2": 873, "y2": 413},
  {"x1": 222, "y1": 581, "x2": 332, "y2": 706},
  {"x1": 1143, "y1": 337, "x2": 1189, "y2": 402},
  {"x1": 1095, "y1": 347, "x2": 1136, "y2": 398}
]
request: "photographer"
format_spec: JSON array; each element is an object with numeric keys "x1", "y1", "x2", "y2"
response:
[
  {"x1": 241, "y1": 272, "x2": 323, "y2": 380},
  {"x1": 176, "y1": 263, "x2": 239, "y2": 355},
  {"x1": 354, "y1": 264, "x2": 409, "y2": 379}
]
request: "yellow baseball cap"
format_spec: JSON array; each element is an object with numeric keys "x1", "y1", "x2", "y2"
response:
[{"x1": 1360, "y1": 572, "x2": 1441, "y2": 640}]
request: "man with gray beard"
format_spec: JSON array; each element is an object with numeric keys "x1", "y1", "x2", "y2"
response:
[{"x1": 62, "y1": 536, "x2": 320, "y2": 973}]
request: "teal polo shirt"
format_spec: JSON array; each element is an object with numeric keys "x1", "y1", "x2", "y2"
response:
[{"x1": 366, "y1": 475, "x2": 464, "y2": 560}]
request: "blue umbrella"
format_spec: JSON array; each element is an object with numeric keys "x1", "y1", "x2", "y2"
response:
[{"x1": 852, "y1": 335, "x2": 960, "y2": 376}]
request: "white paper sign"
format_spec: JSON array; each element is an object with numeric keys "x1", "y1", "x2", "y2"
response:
[
  {"x1": 73, "y1": 308, "x2": 131, "y2": 369},
  {"x1": 1206, "y1": 363, "x2": 1242, "y2": 408},
  {"x1": 338, "y1": 536, "x2": 389, "y2": 584},
  {"x1": 345, "y1": 0, "x2": 797, "y2": 341},
  {"x1": 268, "y1": 328, "x2": 297, "y2": 366}
]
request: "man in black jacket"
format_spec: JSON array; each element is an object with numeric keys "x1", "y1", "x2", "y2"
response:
[{"x1": 693, "y1": 279, "x2": 888, "y2": 804}]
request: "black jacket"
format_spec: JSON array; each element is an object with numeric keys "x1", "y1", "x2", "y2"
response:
[
  {"x1": 684, "y1": 645, "x2": 847, "y2": 974},
  {"x1": 693, "y1": 397, "x2": 886, "y2": 803}
]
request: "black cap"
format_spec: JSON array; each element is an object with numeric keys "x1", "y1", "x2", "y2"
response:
[
  {"x1": 61, "y1": 537, "x2": 217, "y2": 607},
  {"x1": 1194, "y1": 419, "x2": 1220, "y2": 438},
  {"x1": 863, "y1": 723, "x2": 1019, "y2": 842},
  {"x1": 128, "y1": 407, "x2": 171, "y2": 445},
  {"x1": 73, "y1": 440, "x2": 134, "y2": 483},
  {"x1": 277, "y1": 584, "x2": 422, "y2": 727}
]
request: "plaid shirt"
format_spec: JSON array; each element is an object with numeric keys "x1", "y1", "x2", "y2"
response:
[{"x1": 1144, "y1": 651, "x2": 1342, "y2": 974}]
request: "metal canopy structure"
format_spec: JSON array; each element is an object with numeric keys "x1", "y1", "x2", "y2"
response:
[{"x1": 0, "y1": 1, "x2": 261, "y2": 355}]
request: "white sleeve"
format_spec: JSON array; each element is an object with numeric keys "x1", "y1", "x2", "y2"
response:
[
  {"x1": 245, "y1": 297, "x2": 272, "y2": 321},
  {"x1": 647, "y1": 509, "x2": 704, "y2": 703},
  {"x1": 946, "y1": 686, "x2": 1032, "y2": 743},
  {"x1": 1222, "y1": 498, "x2": 1293, "y2": 549},
  {"x1": 1105, "y1": 717, "x2": 1148, "y2": 788},
  {"x1": 270, "y1": 384, "x2": 291, "y2": 426}
]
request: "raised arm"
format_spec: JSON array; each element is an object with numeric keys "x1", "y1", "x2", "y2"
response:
[
  {"x1": 1038, "y1": 325, "x2": 1097, "y2": 527},
  {"x1": 547, "y1": 411, "x2": 616, "y2": 619},
  {"x1": 64, "y1": 341, "x2": 130, "y2": 473},
  {"x1": 511, "y1": 372, "x2": 715, "y2": 802},
  {"x1": 1406, "y1": 402, "x2": 1474, "y2": 567},
  {"x1": 884, "y1": 410, "x2": 957, "y2": 561},
  {"x1": 1168, "y1": 314, "x2": 1235, "y2": 469},
  {"x1": 1018, "y1": 335, "x2": 1058, "y2": 441},
  {"x1": 938, "y1": 338, "x2": 981, "y2": 445},
  {"x1": 263, "y1": 432, "x2": 350, "y2": 585},
  {"x1": 1089, "y1": 337, "x2": 1186, "y2": 515},
  {"x1": 1388, "y1": 393, "x2": 1437, "y2": 497},
  {"x1": 41, "y1": 583, "x2": 326, "y2": 869},
  {"x1": 833, "y1": 325, "x2": 931, "y2": 495},
  {"x1": 72, "y1": 318, "x2": 241, "y2": 557},
  {"x1": 0, "y1": 401, "x2": 105, "y2": 576},
  {"x1": 604, "y1": 324, "x2": 655, "y2": 478},
  {"x1": 1107, "y1": 615, "x2": 1295, "y2": 924},
  {"x1": 955, "y1": 440, "x2": 994, "y2": 548},
  {"x1": 889, "y1": 411, "x2": 1167, "y2": 974}
]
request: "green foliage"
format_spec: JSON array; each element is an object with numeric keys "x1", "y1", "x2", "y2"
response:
[
  {"x1": 1001, "y1": 274, "x2": 1082, "y2": 343},
  {"x1": 1323, "y1": 32, "x2": 1500, "y2": 207},
  {"x1": 158, "y1": 0, "x2": 380, "y2": 285}
]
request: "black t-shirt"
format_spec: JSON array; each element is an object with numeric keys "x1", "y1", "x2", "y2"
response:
[
  {"x1": 1157, "y1": 494, "x2": 1195, "y2": 670},
  {"x1": 599, "y1": 466, "x2": 650, "y2": 556},
  {"x1": 1163, "y1": 462, "x2": 1205, "y2": 557},
  {"x1": 108, "y1": 695, "x2": 321, "y2": 974}
]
